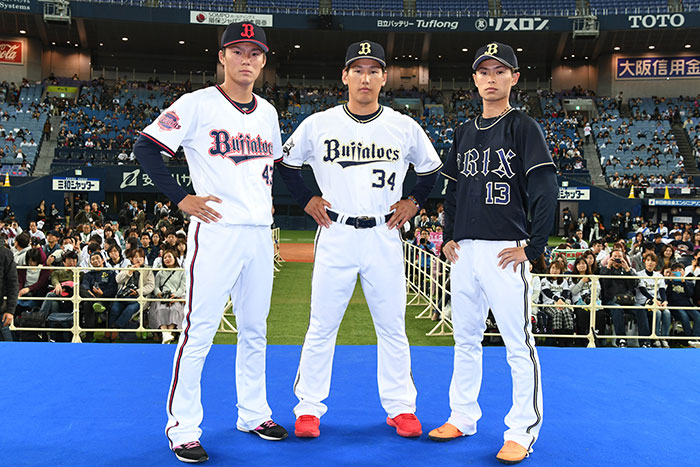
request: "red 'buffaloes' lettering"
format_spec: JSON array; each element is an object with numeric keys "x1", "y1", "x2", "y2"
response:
[{"x1": 208, "y1": 130, "x2": 274, "y2": 164}]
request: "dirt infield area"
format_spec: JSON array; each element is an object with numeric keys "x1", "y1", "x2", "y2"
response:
[{"x1": 279, "y1": 243, "x2": 314, "y2": 262}]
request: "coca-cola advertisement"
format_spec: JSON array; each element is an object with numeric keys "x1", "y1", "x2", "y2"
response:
[{"x1": 0, "y1": 40, "x2": 23, "y2": 65}]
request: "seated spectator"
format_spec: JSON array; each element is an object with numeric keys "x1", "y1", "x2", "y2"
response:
[
  {"x1": 108, "y1": 248, "x2": 154, "y2": 341},
  {"x1": 79, "y1": 251, "x2": 117, "y2": 340},
  {"x1": 16, "y1": 247, "x2": 50, "y2": 310},
  {"x1": 667, "y1": 262, "x2": 700, "y2": 346},
  {"x1": 148, "y1": 249, "x2": 185, "y2": 344},
  {"x1": 570, "y1": 257, "x2": 597, "y2": 344},
  {"x1": 12, "y1": 232, "x2": 30, "y2": 264},
  {"x1": 631, "y1": 242, "x2": 656, "y2": 272},
  {"x1": 581, "y1": 250, "x2": 600, "y2": 275},
  {"x1": 38, "y1": 250, "x2": 79, "y2": 316},
  {"x1": 540, "y1": 261, "x2": 575, "y2": 344},
  {"x1": 140, "y1": 232, "x2": 158, "y2": 265},
  {"x1": 634, "y1": 253, "x2": 669, "y2": 348},
  {"x1": 599, "y1": 249, "x2": 638, "y2": 347},
  {"x1": 105, "y1": 244, "x2": 130, "y2": 269},
  {"x1": 657, "y1": 245, "x2": 676, "y2": 272}
]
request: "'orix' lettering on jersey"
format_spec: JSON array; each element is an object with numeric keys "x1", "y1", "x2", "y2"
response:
[
  {"x1": 457, "y1": 148, "x2": 517, "y2": 178},
  {"x1": 208, "y1": 130, "x2": 274, "y2": 164},
  {"x1": 323, "y1": 139, "x2": 400, "y2": 168}
]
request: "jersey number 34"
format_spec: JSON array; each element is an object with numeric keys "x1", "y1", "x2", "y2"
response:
[{"x1": 371, "y1": 169, "x2": 396, "y2": 191}]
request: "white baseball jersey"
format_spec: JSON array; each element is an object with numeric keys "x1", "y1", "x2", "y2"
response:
[
  {"x1": 281, "y1": 105, "x2": 442, "y2": 215},
  {"x1": 142, "y1": 85, "x2": 282, "y2": 226}
]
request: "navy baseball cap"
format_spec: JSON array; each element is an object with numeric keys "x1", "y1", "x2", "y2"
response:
[
  {"x1": 472, "y1": 42, "x2": 519, "y2": 71},
  {"x1": 221, "y1": 22, "x2": 269, "y2": 53},
  {"x1": 345, "y1": 40, "x2": 386, "y2": 68}
]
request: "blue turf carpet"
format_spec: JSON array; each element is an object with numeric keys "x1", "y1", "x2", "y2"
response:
[{"x1": 1, "y1": 343, "x2": 698, "y2": 466}]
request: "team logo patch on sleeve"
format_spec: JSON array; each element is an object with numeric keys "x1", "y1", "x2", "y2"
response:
[{"x1": 157, "y1": 111, "x2": 182, "y2": 131}]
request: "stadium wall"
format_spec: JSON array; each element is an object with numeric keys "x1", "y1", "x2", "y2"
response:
[
  {"x1": 551, "y1": 63, "x2": 598, "y2": 92},
  {"x1": 42, "y1": 48, "x2": 91, "y2": 82}
]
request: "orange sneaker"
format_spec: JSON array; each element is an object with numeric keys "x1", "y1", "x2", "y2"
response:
[
  {"x1": 294, "y1": 415, "x2": 320, "y2": 438},
  {"x1": 386, "y1": 413, "x2": 422, "y2": 437},
  {"x1": 496, "y1": 440, "x2": 528, "y2": 465},
  {"x1": 428, "y1": 422, "x2": 465, "y2": 442}
]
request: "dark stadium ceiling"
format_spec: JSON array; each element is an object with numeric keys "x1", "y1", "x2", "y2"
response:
[{"x1": 1, "y1": 12, "x2": 699, "y2": 80}]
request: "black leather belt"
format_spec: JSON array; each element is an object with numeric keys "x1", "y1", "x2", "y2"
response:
[{"x1": 327, "y1": 210, "x2": 393, "y2": 229}]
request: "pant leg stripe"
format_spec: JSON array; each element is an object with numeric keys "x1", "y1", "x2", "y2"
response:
[
  {"x1": 516, "y1": 241, "x2": 542, "y2": 450},
  {"x1": 166, "y1": 222, "x2": 201, "y2": 447},
  {"x1": 293, "y1": 225, "x2": 322, "y2": 395}
]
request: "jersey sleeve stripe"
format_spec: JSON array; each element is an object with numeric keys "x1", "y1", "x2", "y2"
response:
[
  {"x1": 280, "y1": 161, "x2": 302, "y2": 170},
  {"x1": 525, "y1": 161, "x2": 556, "y2": 176},
  {"x1": 440, "y1": 171, "x2": 457, "y2": 181},
  {"x1": 139, "y1": 132, "x2": 176, "y2": 157},
  {"x1": 416, "y1": 163, "x2": 443, "y2": 176}
]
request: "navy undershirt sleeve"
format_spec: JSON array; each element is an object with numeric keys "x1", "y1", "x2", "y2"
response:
[
  {"x1": 524, "y1": 165, "x2": 558, "y2": 261},
  {"x1": 134, "y1": 135, "x2": 189, "y2": 205},
  {"x1": 276, "y1": 163, "x2": 314, "y2": 209},
  {"x1": 407, "y1": 171, "x2": 439, "y2": 209},
  {"x1": 443, "y1": 178, "x2": 457, "y2": 244}
]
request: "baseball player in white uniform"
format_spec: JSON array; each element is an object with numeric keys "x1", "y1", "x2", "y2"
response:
[
  {"x1": 277, "y1": 41, "x2": 442, "y2": 439},
  {"x1": 134, "y1": 22, "x2": 287, "y2": 464},
  {"x1": 429, "y1": 42, "x2": 558, "y2": 464}
]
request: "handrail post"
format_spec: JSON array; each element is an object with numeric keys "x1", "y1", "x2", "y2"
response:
[
  {"x1": 587, "y1": 275, "x2": 599, "y2": 348},
  {"x1": 71, "y1": 266, "x2": 82, "y2": 343}
]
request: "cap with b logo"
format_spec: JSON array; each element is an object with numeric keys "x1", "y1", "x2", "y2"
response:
[
  {"x1": 220, "y1": 22, "x2": 269, "y2": 53},
  {"x1": 472, "y1": 42, "x2": 519, "y2": 71},
  {"x1": 345, "y1": 40, "x2": 386, "y2": 68}
]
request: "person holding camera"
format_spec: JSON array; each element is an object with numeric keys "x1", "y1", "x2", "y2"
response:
[
  {"x1": 108, "y1": 248, "x2": 154, "y2": 340},
  {"x1": 80, "y1": 251, "x2": 117, "y2": 340},
  {"x1": 599, "y1": 248, "x2": 638, "y2": 347},
  {"x1": 148, "y1": 249, "x2": 185, "y2": 344}
]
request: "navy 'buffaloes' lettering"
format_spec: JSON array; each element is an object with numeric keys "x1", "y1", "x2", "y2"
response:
[
  {"x1": 208, "y1": 130, "x2": 274, "y2": 164},
  {"x1": 323, "y1": 139, "x2": 400, "y2": 168}
]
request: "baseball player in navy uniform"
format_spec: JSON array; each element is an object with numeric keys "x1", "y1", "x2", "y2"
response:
[
  {"x1": 133, "y1": 22, "x2": 287, "y2": 463},
  {"x1": 277, "y1": 41, "x2": 442, "y2": 439},
  {"x1": 428, "y1": 43, "x2": 558, "y2": 465}
]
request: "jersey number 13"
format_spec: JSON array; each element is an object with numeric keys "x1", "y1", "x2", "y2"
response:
[{"x1": 485, "y1": 181, "x2": 510, "y2": 205}]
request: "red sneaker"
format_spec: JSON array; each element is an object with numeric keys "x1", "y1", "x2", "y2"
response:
[
  {"x1": 294, "y1": 415, "x2": 320, "y2": 438},
  {"x1": 386, "y1": 413, "x2": 422, "y2": 437}
]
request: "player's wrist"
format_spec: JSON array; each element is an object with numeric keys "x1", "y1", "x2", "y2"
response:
[{"x1": 406, "y1": 196, "x2": 420, "y2": 210}]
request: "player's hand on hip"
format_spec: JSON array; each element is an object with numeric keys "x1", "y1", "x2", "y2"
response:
[
  {"x1": 304, "y1": 196, "x2": 332, "y2": 228},
  {"x1": 442, "y1": 240, "x2": 460, "y2": 263},
  {"x1": 497, "y1": 246, "x2": 528, "y2": 272},
  {"x1": 178, "y1": 194, "x2": 222, "y2": 224},
  {"x1": 388, "y1": 199, "x2": 418, "y2": 230}
]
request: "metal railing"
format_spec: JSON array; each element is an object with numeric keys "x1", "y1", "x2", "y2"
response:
[
  {"x1": 403, "y1": 240, "x2": 700, "y2": 347},
  {"x1": 6, "y1": 228, "x2": 282, "y2": 343},
  {"x1": 9, "y1": 264, "x2": 237, "y2": 342}
]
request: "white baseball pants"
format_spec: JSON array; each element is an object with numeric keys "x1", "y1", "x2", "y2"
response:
[
  {"x1": 294, "y1": 222, "x2": 417, "y2": 419},
  {"x1": 165, "y1": 222, "x2": 274, "y2": 448},
  {"x1": 447, "y1": 239, "x2": 543, "y2": 451}
]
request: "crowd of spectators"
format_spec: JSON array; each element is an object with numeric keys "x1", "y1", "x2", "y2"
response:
[
  {"x1": 0, "y1": 197, "x2": 191, "y2": 343},
  {"x1": 534, "y1": 212, "x2": 700, "y2": 347}
]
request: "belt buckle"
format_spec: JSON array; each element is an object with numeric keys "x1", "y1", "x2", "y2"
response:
[{"x1": 354, "y1": 216, "x2": 373, "y2": 229}]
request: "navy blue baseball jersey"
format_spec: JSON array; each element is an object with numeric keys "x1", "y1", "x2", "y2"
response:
[{"x1": 441, "y1": 108, "x2": 555, "y2": 242}]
